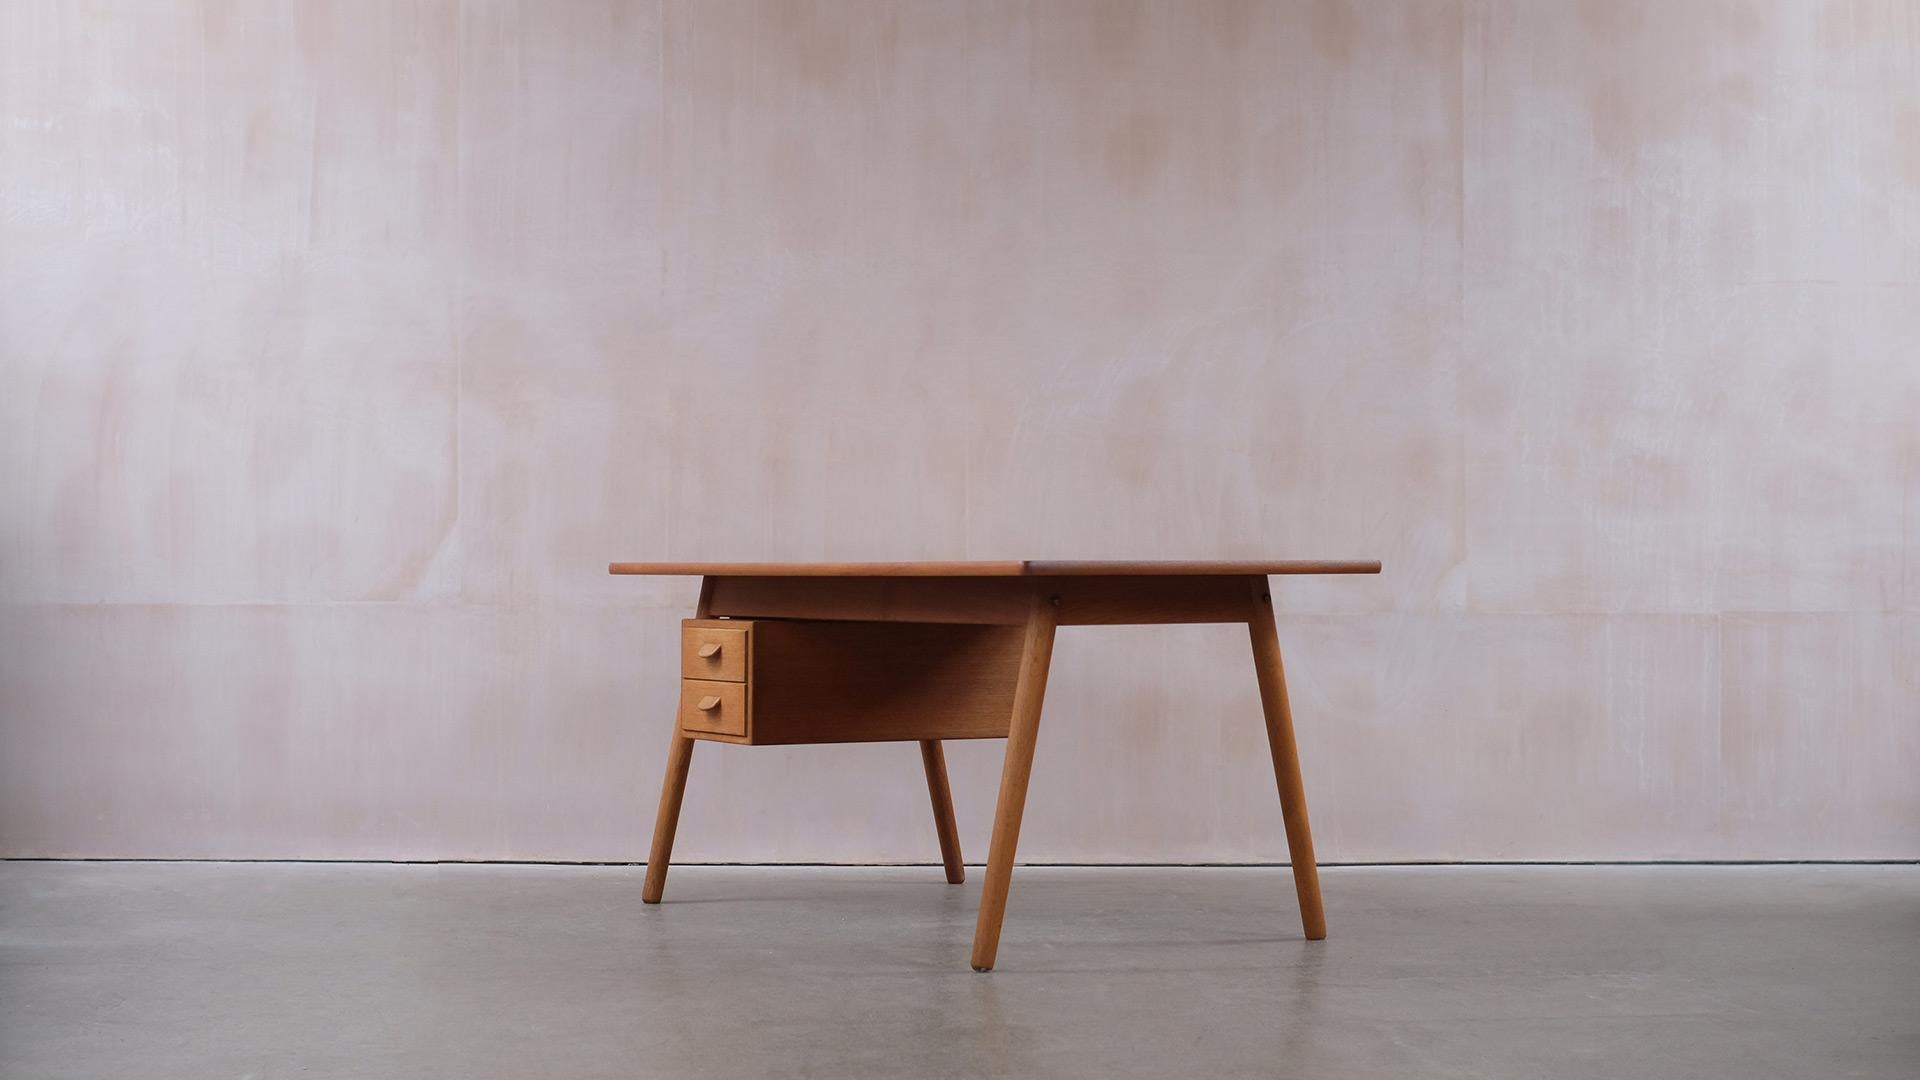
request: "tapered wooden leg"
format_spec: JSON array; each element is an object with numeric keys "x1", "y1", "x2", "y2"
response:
[
  {"x1": 920, "y1": 740, "x2": 966, "y2": 884},
  {"x1": 642, "y1": 728, "x2": 695, "y2": 904},
  {"x1": 642, "y1": 576, "x2": 714, "y2": 904},
  {"x1": 1247, "y1": 577, "x2": 1326, "y2": 940},
  {"x1": 970, "y1": 594, "x2": 1059, "y2": 971}
]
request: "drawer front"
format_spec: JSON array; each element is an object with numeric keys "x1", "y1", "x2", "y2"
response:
[
  {"x1": 678, "y1": 679, "x2": 748, "y2": 738},
  {"x1": 681, "y1": 622, "x2": 749, "y2": 682}
]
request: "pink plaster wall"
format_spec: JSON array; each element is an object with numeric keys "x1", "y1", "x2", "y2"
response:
[{"x1": 2, "y1": 1, "x2": 1915, "y2": 861}]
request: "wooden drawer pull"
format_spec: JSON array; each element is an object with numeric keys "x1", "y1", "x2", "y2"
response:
[
  {"x1": 697, "y1": 643, "x2": 722, "y2": 658},
  {"x1": 696, "y1": 695, "x2": 722, "y2": 711}
]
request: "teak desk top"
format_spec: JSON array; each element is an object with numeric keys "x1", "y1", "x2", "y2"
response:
[
  {"x1": 613, "y1": 558, "x2": 1380, "y2": 970},
  {"x1": 610, "y1": 560, "x2": 1382, "y2": 577}
]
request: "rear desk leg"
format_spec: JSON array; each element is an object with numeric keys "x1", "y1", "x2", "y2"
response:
[
  {"x1": 920, "y1": 740, "x2": 966, "y2": 884},
  {"x1": 1247, "y1": 576, "x2": 1327, "y2": 940}
]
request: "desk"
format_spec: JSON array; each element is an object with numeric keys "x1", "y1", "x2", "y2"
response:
[{"x1": 608, "y1": 560, "x2": 1380, "y2": 970}]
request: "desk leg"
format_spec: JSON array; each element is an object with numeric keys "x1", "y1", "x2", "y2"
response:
[
  {"x1": 970, "y1": 594, "x2": 1058, "y2": 971},
  {"x1": 642, "y1": 729, "x2": 695, "y2": 904},
  {"x1": 920, "y1": 740, "x2": 966, "y2": 884},
  {"x1": 1247, "y1": 578, "x2": 1326, "y2": 940},
  {"x1": 642, "y1": 576, "x2": 714, "y2": 904}
]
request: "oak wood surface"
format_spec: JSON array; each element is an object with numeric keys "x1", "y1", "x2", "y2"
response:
[
  {"x1": 641, "y1": 729, "x2": 695, "y2": 903},
  {"x1": 970, "y1": 593, "x2": 1058, "y2": 972},
  {"x1": 680, "y1": 621, "x2": 749, "y2": 682},
  {"x1": 611, "y1": 560, "x2": 1380, "y2": 577},
  {"x1": 919, "y1": 740, "x2": 966, "y2": 885},
  {"x1": 677, "y1": 678, "x2": 747, "y2": 738}
]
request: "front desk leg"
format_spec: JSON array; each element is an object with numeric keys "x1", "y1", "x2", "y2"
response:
[
  {"x1": 643, "y1": 576, "x2": 716, "y2": 904},
  {"x1": 642, "y1": 728, "x2": 695, "y2": 904},
  {"x1": 969, "y1": 594, "x2": 1059, "y2": 971}
]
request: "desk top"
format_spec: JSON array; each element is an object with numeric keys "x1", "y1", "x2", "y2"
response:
[{"x1": 608, "y1": 560, "x2": 1381, "y2": 577}]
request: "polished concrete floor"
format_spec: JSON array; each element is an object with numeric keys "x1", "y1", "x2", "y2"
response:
[{"x1": 1, "y1": 863, "x2": 1915, "y2": 1079}]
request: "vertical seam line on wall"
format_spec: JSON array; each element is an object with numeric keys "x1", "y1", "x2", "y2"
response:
[
  {"x1": 452, "y1": 2, "x2": 466, "y2": 603},
  {"x1": 1456, "y1": 0, "x2": 1470, "y2": 615},
  {"x1": 658, "y1": 0, "x2": 668, "y2": 300},
  {"x1": 658, "y1": 0, "x2": 670, "y2": 562}
]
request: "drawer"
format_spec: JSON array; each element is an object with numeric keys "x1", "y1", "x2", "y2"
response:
[
  {"x1": 681, "y1": 621, "x2": 749, "y2": 682},
  {"x1": 678, "y1": 679, "x2": 748, "y2": 738}
]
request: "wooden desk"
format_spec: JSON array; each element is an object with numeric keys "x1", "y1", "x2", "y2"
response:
[{"x1": 608, "y1": 560, "x2": 1380, "y2": 970}]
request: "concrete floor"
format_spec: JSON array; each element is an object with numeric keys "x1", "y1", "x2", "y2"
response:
[{"x1": 1, "y1": 864, "x2": 1915, "y2": 1079}]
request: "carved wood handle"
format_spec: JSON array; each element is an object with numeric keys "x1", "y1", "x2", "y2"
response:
[
  {"x1": 696, "y1": 695, "x2": 721, "y2": 711},
  {"x1": 697, "y1": 643, "x2": 721, "y2": 658}
]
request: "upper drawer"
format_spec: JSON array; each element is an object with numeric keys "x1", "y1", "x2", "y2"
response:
[{"x1": 681, "y1": 620, "x2": 749, "y2": 682}]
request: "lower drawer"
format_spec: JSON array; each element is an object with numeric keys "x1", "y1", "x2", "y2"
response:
[{"x1": 678, "y1": 679, "x2": 748, "y2": 738}]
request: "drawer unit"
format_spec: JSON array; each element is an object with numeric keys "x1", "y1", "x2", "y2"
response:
[{"x1": 672, "y1": 618, "x2": 1024, "y2": 745}]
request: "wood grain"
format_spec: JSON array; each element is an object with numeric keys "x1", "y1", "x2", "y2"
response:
[
  {"x1": 641, "y1": 728, "x2": 695, "y2": 904},
  {"x1": 970, "y1": 593, "x2": 1059, "y2": 972},
  {"x1": 680, "y1": 620, "x2": 748, "y2": 682},
  {"x1": 612, "y1": 560, "x2": 1381, "y2": 577},
  {"x1": 704, "y1": 573, "x2": 1302, "y2": 626},
  {"x1": 920, "y1": 740, "x2": 966, "y2": 885},
  {"x1": 746, "y1": 620, "x2": 1023, "y2": 744},
  {"x1": 705, "y1": 575, "x2": 1035, "y2": 625},
  {"x1": 677, "y1": 678, "x2": 747, "y2": 738},
  {"x1": 1026, "y1": 560, "x2": 1380, "y2": 577},
  {"x1": 1050, "y1": 575, "x2": 1255, "y2": 625},
  {"x1": 1246, "y1": 576, "x2": 1326, "y2": 940},
  {"x1": 616, "y1": 561, "x2": 1030, "y2": 577}
]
